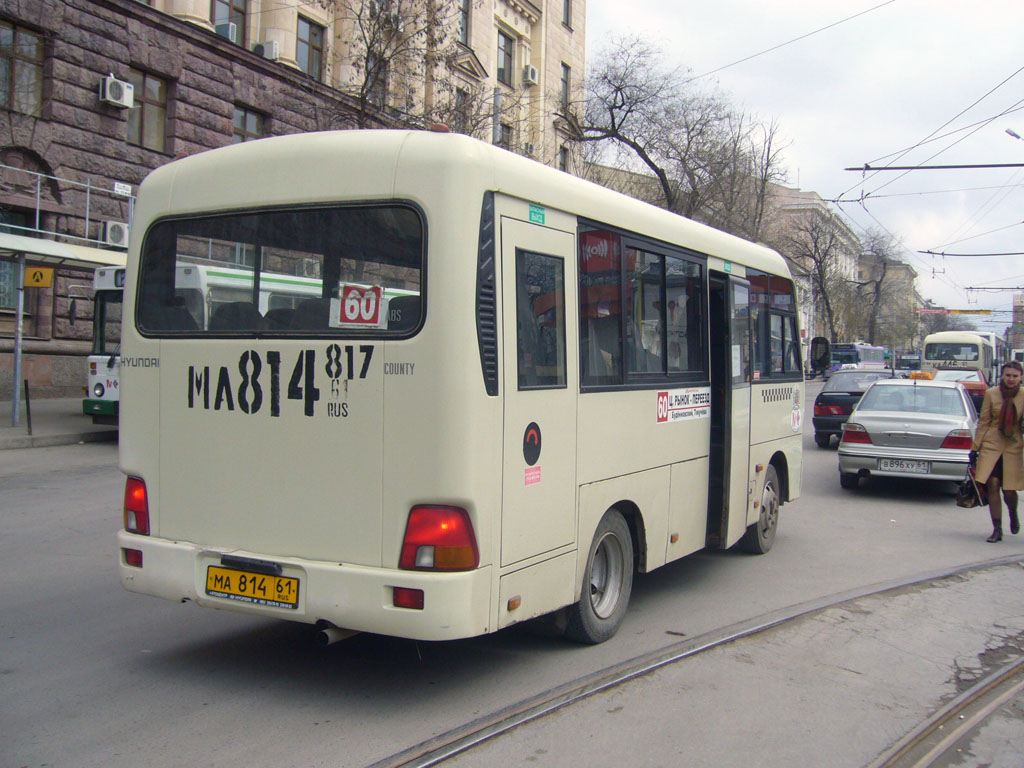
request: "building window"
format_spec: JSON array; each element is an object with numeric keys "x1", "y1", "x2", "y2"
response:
[
  {"x1": 297, "y1": 17, "x2": 324, "y2": 81},
  {"x1": 367, "y1": 52, "x2": 388, "y2": 109},
  {"x1": 0, "y1": 211, "x2": 29, "y2": 308},
  {"x1": 560, "y1": 63, "x2": 571, "y2": 109},
  {"x1": 562, "y1": 0, "x2": 571, "y2": 27},
  {"x1": 126, "y1": 70, "x2": 167, "y2": 153},
  {"x1": 232, "y1": 106, "x2": 264, "y2": 142},
  {"x1": 558, "y1": 146, "x2": 568, "y2": 172},
  {"x1": 457, "y1": 0, "x2": 470, "y2": 45},
  {"x1": 454, "y1": 88, "x2": 469, "y2": 134},
  {"x1": 0, "y1": 21, "x2": 43, "y2": 116},
  {"x1": 211, "y1": 0, "x2": 247, "y2": 45},
  {"x1": 498, "y1": 122, "x2": 512, "y2": 149},
  {"x1": 497, "y1": 31, "x2": 513, "y2": 86}
]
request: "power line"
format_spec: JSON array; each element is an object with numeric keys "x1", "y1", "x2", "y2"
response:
[
  {"x1": 845, "y1": 163, "x2": 1024, "y2": 171},
  {"x1": 919, "y1": 251, "x2": 1024, "y2": 257},
  {"x1": 838, "y1": 66, "x2": 1024, "y2": 199},
  {"x1": 687, "y1": 0, "x2": 897, "y2": 82}
]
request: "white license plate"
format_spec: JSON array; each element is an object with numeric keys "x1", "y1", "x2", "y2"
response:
[{"x1": 879, "y1": 458, "x2": 930, "y2": 473}]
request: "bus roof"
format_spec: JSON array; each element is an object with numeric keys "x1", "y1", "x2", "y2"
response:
[
  {"x1": 133, "y1": 130, "x2": 791, "y2": 281},
  {"x1": 923, "y1": 331, "x2": 989, "y2": 344}
]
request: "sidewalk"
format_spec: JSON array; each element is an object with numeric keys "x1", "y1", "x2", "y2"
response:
[{"x1": 0, "y1": 397, "x2": 118, "y2": 450}]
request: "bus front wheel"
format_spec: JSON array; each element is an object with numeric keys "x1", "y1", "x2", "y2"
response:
[
  {"x1": 565, "y1": 509, "x2": 634, "y2": 644},
  {"x1": 740, "y1": 465, "x2": 780, "y2": 554}
]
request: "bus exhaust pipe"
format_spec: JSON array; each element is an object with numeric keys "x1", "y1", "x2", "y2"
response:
[{"x1": 316, "y1": 626, "x2": 358, "y2": 647}]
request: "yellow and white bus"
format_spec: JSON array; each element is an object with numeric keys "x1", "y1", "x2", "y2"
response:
[
  {"x1": 922, "y1": 331, "x2": 995, "y2": 383},
  {"x1": 117, "y1": 130, "x2": 803, "y2": 644}
]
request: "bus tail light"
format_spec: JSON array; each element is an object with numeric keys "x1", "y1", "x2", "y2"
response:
[
  {"x1": 124, "y1": 477, "x2": 150, "y2": 535},
  {"x1": 399, "y1": 505, "x2": 479, "y2": 571},
  {"x1": 841, "y1": 423, "x2": 872, "y2": 444},
  {"x1": 941, "y1": 430, "x2": 974, "y2": 450}
]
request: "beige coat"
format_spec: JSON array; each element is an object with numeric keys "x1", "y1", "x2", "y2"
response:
[{"x1": 972, "y1": 386, "x2": 1024, "y2": 489}]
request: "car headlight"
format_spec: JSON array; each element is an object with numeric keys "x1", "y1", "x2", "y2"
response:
[{"x1": 93, "y1": 383, "x2": 105, "y2": 398}]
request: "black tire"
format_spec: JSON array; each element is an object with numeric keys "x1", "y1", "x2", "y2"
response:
[
  {"x1": 565, "y1": 509, "x2": 634, "y2": 644},
  {"x1": 840, "y1": 472, "x2": 859, "y2": 490},
  {"x1": 814, "y1": 433, "x2": 831, "y2": 448},
  {"x1": 740, "y1": 465, "x2": 780, "y2": 554}
]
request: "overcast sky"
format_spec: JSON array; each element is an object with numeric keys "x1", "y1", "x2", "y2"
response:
[{"x1": 585, "y1": 0, "x2": 1024, "y2": 338}]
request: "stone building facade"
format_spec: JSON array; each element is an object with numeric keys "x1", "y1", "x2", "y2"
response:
[{"x1": 0, "y1": 0, "x2": 585, "y2": 399}]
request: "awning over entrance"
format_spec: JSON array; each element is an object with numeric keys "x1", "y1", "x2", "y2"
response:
[{"x1": 0, "y1": 232, "x2": 126, "y2": 268}]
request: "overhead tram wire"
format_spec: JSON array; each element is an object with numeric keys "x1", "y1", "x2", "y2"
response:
[
  {"x1": 684, "y1": 0, "x2": 897, "y2": 83},
  {"x1": 838, "y1": 65, "x2": 1024, "y2": 200}
]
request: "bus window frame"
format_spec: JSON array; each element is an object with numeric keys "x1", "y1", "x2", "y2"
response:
[
  {"x1": 747, "y1": 268, "x2": 802, "y2": 382},
  {"x1": 135, "y1": 201, "x2": 428, "y2": 340},
  {"x1": 578, "y1": 219, "x2": 709, "y2": 393}
]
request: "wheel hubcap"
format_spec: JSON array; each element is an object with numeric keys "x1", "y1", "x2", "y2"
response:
[
  {"x1": 590, "y1": 532, "x2": 624, "y2": 619},
  {"x1": 760, "y1": 480, "x2": 779, "y2": 536}
]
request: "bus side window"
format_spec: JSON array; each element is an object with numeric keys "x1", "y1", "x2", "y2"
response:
[{"x1": 585, "y1": 316, "x2": 620, "y2": 382}]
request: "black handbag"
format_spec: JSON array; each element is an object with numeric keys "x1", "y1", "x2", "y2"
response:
[{"x1": 956, "y1": 466, "x2": 986, "y2": 508}]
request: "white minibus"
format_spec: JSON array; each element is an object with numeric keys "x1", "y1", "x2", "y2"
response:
[{"x1": 117, "y1": 130, "x2": 803, "y2": 644}]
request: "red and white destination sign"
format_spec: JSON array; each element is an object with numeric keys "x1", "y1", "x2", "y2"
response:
[
  {"x1": 332, "y1": 285, "x2": 385, "y2": 328},
  {"x1": 656, "y1": 387, "x2": 712, "y2": 423}
]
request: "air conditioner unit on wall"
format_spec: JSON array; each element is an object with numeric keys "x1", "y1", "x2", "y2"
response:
[
  {"x1": 522, "y1": 65, "x2": 539, "y2": 86},
  {"x1": 216, "y1": 22, "x2": 238, "y2": 43},
  {"x1": 99, "y1": 75, "x2": 134, "y2": 109},
  {"x1": 103, "y1": 221, "x2": 130, "y2": 248},
  {"x1": 253, "y1": 40, "x2": 280, "y2": 60}
]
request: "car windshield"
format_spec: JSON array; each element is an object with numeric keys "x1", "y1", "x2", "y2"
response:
[
  {"x1": 933, "y1": 369, "x2": 982, "y2": 383},
  {"x1": 857, "y1": 384, "x2": 966, "y2": 417},
  {"x1": 822, "y1": 371, "x2": 889, "y2": 393}
]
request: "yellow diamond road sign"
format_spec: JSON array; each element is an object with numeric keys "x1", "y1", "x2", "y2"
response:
[{"x1": 25, "y1": 267, "x2": 54, "y2": 288}]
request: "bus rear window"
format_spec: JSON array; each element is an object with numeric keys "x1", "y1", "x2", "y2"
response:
[{"x1": 136, "y1": 205, "x2": 424, "y2": 336}]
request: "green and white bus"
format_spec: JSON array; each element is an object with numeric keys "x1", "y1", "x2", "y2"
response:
[
  {"x1": 117, "y1": 130, "x2": 803, "y2": 645},
  {"x1": 83, "y1": 266, "x2": 124, "y2": 425}
]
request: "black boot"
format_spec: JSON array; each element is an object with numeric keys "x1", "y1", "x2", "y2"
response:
[
  {"x1": 1010, "y1": 508, "x2": 1020, "y2": 535},
  {"x1": 987, "y1": 527, "x2": 1003, "y2": 543}
]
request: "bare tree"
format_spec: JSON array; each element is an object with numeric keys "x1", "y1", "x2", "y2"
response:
[
  {"x1": 580, "y1": 36, "x2": 787, "y2": 238},
  {"x1": 770, "y1": 211, "x2": 857, "y2": 342}
]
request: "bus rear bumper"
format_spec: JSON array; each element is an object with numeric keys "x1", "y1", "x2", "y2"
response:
[{"x1": 117, "y1": 532, "x2": 493, "y2": 641}]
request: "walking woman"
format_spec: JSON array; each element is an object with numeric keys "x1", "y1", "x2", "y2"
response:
[{"x1": 970, "y1": 360, "x2": 1024, "y2": 542}]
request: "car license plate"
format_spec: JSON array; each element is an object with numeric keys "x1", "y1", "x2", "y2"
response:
[
  {"x1": 206, "y1": 566, "x2": 299, "y2": 609},
  {"x1": 879, "y1": 458, "x2": 930, "y2": 474}
]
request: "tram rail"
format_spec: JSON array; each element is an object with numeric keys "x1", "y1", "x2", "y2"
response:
[{"x1": 368, "y1": 555, "x2": 1024, "y2": 768}]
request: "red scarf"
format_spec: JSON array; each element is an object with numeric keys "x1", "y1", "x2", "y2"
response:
[{"x1": 999, "y1": 381, "x2": 1020, "y2": 438}]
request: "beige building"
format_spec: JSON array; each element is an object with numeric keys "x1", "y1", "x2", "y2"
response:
[
  {"x1": 764, "y1": 186, "x2": 862, "y2": 344},
  {"x1": 160, "y1": 0, "x2": 586, "y2": 170}
]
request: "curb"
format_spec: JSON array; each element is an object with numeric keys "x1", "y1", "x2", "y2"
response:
[{"x1": 0, "y1": 429, "x2": 118, "y2": 451}]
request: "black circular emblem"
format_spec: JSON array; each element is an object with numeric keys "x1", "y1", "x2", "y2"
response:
[{"x1": 523, "y1": 422, "x2": 542, "y2": 466}]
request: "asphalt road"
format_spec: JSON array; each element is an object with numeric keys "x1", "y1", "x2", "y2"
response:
[{"x1": 3, "y1": 380, "x2": 1023, "y2": 767}]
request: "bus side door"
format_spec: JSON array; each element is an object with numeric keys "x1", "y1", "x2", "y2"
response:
[
  {"x1": 499, "y1": 217, "x2": 578, "y2": 567},
  {"x1": 708, "y1": 274, "x2": 751, "y2": 547}
]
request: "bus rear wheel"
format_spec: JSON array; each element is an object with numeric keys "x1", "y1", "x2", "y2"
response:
[
  {"x1": 740, "y1": 465, "x2": 780, "y2": 554},
  {"x1": 565, "y1": 509, "x2": 633, "y2": 644}
]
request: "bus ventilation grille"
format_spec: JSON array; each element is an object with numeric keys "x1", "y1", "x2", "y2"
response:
[{"x1": 476, "y1": 192, "x2": 499, "y2": 396}]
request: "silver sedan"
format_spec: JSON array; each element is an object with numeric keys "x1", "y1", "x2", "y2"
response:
[{"x1": 837, "y1": 379, "x2": 976, "y2": 490}]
